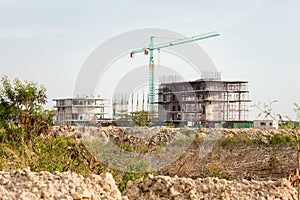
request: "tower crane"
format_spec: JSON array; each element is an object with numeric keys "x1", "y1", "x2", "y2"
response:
[{"x1": 130, "y1": 31, "x2": 220, "y2": 114}]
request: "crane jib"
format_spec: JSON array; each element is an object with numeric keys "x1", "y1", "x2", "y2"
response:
[
  {"x1": 130, "y1": 32, "x2": 220, "y2": 54},
  {"x1": 129, "y1": 31, "x2": 220, "y2": 114}
]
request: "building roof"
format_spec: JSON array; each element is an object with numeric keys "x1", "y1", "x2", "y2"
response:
[
  {"x1": 53, "y1": 97, "x2": 109, "y2": 101},
  {"x1": 160, "y1": 79, "x2": 249, "y2": 86}
]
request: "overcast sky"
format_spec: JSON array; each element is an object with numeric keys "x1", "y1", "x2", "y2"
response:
[{"x1": 0, "y1": 0, "x2": 299, "y2": 120}]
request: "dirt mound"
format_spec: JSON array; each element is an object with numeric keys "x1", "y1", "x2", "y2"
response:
[
  {"x1": 123, "y1": 174, "x2": 297, "y2": 200},
  {"x1": 0, "y1": 168, "x2": 126, "y2": 200},
  {"x1": 0, "y1": 168, "x2": 297, "y2": 200}
]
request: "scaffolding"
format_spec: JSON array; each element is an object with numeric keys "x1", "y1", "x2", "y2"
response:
[{"x1": 157, "y1": 78, "x2": 251, "y2": 127}]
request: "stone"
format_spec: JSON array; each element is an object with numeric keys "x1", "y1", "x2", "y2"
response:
[
  {"x1": 0, "y1": 185, "x2": 9, "y2": 196},
  {"x1": 0, "y1": 177, "x2": 9, "y2": 185},
  {"x1": 170, "y1": 186, "x2": 180, "y2": 197},
  {"x1": 125, "y1": 185, "x2": 140, "y2": 199},
  {"x1": 72, "y1": 188, "x2": 91, "y2": 199},
  {"x1": 201, "y1": 184, "x2": 210, "y2": 193},
  {"x1": 123, "y1": 175, "x2": 298, "y2": 200},
  {"x1": 0, "y1": 168, "x2": 128, "y2": 200}
]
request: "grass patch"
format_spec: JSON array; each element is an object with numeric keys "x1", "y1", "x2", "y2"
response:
[
  {"x1": 0, "y1": 135, "x2": 106, "y2": 176},
  {"x1": 0, "y1": 130, "x2": 151, "y2": 192},
  {"x1": 203, "y1": 167, "x2": 220, "y2": 177},
  {"x1": 120, "y1": 142, "x2": 132, "y2": 152},
  {"x1": 269, "y1": 153, "x2": 279, "y2": 168},
  {"x1": 118, "y1": 172, "x2": 144, "y2": 192},
  {"x1": 244, "y1": 137, "x2": 266, "y2": 145},
  {"x1": 222, "y1": 173, "x2": 232, "y2": 181},
  {"x1": 269, "y1": 134, "x2": 295, "y2": 146},
  {"x1": 219, "y1": 133, "x2": 297, "y2": 149},
  {"x1": 203, "y1": 166, "x2": 232, "y2": 180}
]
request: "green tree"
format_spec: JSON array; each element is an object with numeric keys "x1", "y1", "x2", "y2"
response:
[
  {"x1": 130, "y1": 111, "x2": 149, "y2": 126},
  {"x1": 0, "y1": 76, "x2": 53, "y2": 142}
]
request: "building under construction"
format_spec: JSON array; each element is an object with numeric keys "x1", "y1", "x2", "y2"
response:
[
  {"x1": 53, "y1": 96, "x2": 109, "y2": 126},
  {"x1": 157, "y1": 74, "x2": 251, "y2": 127}
]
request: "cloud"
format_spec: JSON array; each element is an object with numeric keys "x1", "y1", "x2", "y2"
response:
[{"x1": 0, "y1": 28, "x2": 71, "y2": 39}]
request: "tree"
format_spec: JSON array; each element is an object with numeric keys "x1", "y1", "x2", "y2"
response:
[
  {"x1": 130, "y1": 111, "x2": 149, "y2": 126},
  {"x1": 0, "y1": 75, "x2": 53, "y2": 142}
]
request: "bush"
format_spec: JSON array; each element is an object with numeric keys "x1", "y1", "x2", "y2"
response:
[
  {"x1": 220, "y1": 135, "x2": 268, "y2": 148},
  {"x1": 0, "y1": 76, "x2": 54, "y2": 143},
  {"x1": 220, "y1": 136, "x2": 237, "y2": 149},
  {"x1": 222, "y1": 173, "x2": 232, "y2": 181},
  {"x1": 269, "y1": 153, "x2": 279, "y2": 168},
  {"x1": 269, "y1": 134, "x2": 294, "y2": 146},
  {"x1": 130, "y1": 111, "x2": 149, "y2": 126},
  {"x1": 244, "y1": 137, "x2": 266, "y2": 145},
  {"x1": 203, "y1": 167, "x2": 220, "y2": 177},
  {"x1": 118, "y1": 172, "x2": 144, "y2": 192},
  {"x1": 0, "y1": 135, "x2": 106, "y2": 175}
]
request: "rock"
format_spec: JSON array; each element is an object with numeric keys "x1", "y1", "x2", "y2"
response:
[
  {"x1": 71, "y1": 188, "x2": 91, "y2": 199},
  {"x1": 0, "y1": 185, "x2": 9, "y2": 196},
  {"x1": 0, "y1": 168, "x2": 127, "y2": 200},
  {"x1": 125, "y1": 185, "x2": 140, "y2": 199},
  {"x1": 19, "y1": 191, "x2": 38, "y2": 199},
  {"x1": 100, "y1": 172, "x2": 122, "y2": 199},
  {"x1": 122, "y1": 196, "x2": 130, "y2": 200},
  {"x1": 170, "y1": 186, "x2": 180, "y2": 197},
  {"x1": 201, "y1": 184, "x2": 210, "y2": 193},
  {"x1": 0, "y1": 177, "x2": 9, "y2": 185},
  {"x1": 123, "y1": 174, "x2": 298, "y2": 200},
  {"x1": 189, "y1": 189, "x2": 198, "y2": 200}
]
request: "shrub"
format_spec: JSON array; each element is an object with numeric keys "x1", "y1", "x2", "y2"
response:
[
  {"x1": 269, "y1": 134, "x2": 294, "y2": 146},
  {"x1": 120, "y1": 143, "x2": 132, "y2": 152},
  {"x1": 245, "y1": 137, "x2": 266, "y2": 145},
  {"x1": 203, "y1": 167, "x2": 220, "y2": 177},
  {"x1": 269, "y1": 153, "x2": 279, "y2": 168},
  {"x1": 222, "y1": 173, "x2": 232, "y2": 181},
  {"x1": 118, "y1": 172, "x2": 144, "y2": 192},
  {"x1": 0, "y1": 76, "x2": 54, "y2": 143},
  {"x1": 0, "y1": 135, "x2": 106, "y2": 176}
]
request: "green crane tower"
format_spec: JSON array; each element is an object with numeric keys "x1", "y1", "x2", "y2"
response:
[{"x1": 130, "y1": 31, "x2": 220, "y2": 114}]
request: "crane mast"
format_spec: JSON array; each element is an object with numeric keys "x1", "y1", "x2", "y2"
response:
[
  {"x1": 130, "y1": 31, "x2": 220, "y2": 115},
  {"x1": 149, "y1": 36, "x2": 155, "y2": 112}
]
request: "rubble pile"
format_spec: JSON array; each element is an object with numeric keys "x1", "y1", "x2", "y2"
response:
[
  {"x1": 124, "y1": 174, "x2": 297, "y2": 200},
  {"x1": 0, "y1": 168, "x2": 127, "y2": 200}
]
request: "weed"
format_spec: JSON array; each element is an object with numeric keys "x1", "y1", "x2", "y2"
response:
[
  {"x1": 222, "y1": 173, "x2": 232, "y2": 181},
  {"x1": 165, "y1": 122, "x2": 175, "y2": 128},
  {"x1": 120, "y1": 143, "x2": 132, "y2": 152},
  {"x1": 151, "y1": 146, "x2": 166, "y2": 153},
  {"x1": 136, "y1": 144, "x2": 149, "y2": 153},
  {"x1": 269, "y1": 134, "x2": 295, "y2": 146},
  {"x1": 245, "y1": 137, "x2": 266, "y2": 145},
  {"x1": 192, "y1": 134, "x2": 204, "y2": 146},
  {"x1": 203, "y1": 167, "x2": 220, "y2": 177},
  {"x1": 161, "y1": 128, "x2": 168, "y2": 133},
  {"x1": 269, "y1": 153, "x2": 279, "y2": 168},
  {"x1": 221, "y1": 135, "x2": 268, "y2": 148},
  {"x1": 0, "y1": 135, "x2": 106, "y2": 176},
  {"x1": 220, "y1": 136, "x2": 237, "y2": 150},
  {"x1": 118, "y1": 172, "x2": 144, "y2": 192}
]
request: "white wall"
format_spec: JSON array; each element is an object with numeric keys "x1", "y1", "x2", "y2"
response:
[{"x1": 254, "y1": 120, "x2": 278, "y2": 129}]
